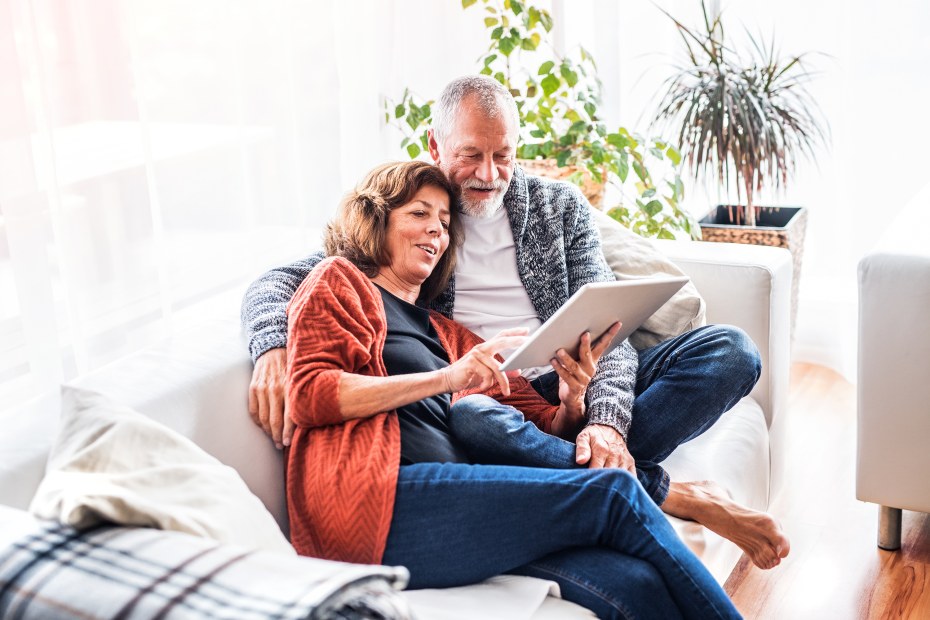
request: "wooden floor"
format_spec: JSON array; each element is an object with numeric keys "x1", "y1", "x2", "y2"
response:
[{"x1": 724, "y1": 363, "x2": 930, "y2": 619}]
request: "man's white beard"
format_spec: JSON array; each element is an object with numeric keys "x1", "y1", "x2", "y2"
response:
[{"x1": 460, "y1": 179, "x2": 509, "y2": 218}]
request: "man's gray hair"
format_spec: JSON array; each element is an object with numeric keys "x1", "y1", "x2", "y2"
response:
[{"x1": 432, "y1": 75, "x2": 520, "y2": 143}]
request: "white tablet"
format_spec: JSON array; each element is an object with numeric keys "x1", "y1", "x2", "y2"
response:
[{"x1": 499, "y1": 276, "x2": 690, "y2": 371}]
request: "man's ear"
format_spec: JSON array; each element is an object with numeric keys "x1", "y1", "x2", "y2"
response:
[{"x1": 427, "y1": 129, "x2": 441, "y2": 164}]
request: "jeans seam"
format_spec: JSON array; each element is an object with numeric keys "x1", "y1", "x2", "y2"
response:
[{"x1": 526, "y1": 561, "x2": 634, "y2": 619}]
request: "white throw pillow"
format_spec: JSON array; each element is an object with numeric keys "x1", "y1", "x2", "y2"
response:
[
  {"x1": 29, "y1": 386, "x2": 294, "y2": 555},
  {"x1": 591, "y1": 208, "x2": 707, "y2": 350}
]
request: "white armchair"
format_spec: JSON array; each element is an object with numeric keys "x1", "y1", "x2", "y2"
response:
[{"x1": 856, "y1": 250, "x2": 930, "y2": 549}]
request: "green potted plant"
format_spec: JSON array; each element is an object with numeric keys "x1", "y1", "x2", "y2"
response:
[
  {"x1": 648, "y1": 1, "x2": 829, "y2": 328},
  {"x1": 385, "y1": 0, "x2": 699, "y2": 240}
]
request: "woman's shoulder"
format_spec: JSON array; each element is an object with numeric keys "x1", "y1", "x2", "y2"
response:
[
  {"x1": 291, "y1": 256, "x2": 374, "y2": 311},
  {"x1": 310, "y1": 255, "x2": 364, "y2": 281}
]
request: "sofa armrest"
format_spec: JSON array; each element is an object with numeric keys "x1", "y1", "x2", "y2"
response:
[
  {"x1": 652, "y1": 240, "x2": 793, "y2": 430},
  {"x1": 856, "y1": 251, "x2": 930, "y2": 513}
]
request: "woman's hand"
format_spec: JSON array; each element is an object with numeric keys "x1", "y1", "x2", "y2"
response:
[
  {"x1": 440, "y1": 328, "x2": 529, "y2": 397},
  {"x1": 551, "y1": 321, "x2": 622, "y2": 437}
]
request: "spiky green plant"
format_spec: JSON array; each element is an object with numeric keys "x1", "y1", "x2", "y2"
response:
[{"x1": 650, "y1": 2, "x2": 828, "y2": 226}]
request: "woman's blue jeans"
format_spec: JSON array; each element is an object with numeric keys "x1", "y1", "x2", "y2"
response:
[{"x1": 382, "y1": 462, "x2": 739, "y2": 619}]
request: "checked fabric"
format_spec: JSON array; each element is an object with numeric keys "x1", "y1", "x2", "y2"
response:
[{"x1": 0, "y1": 520, "x2": 411, "y2": 619}]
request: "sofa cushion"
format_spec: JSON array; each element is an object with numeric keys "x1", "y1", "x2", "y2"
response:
[
  {"x1": 29, "y1": 386, "x2": 292, "y2": 555},
  {"x1": 591, "y1": 208, "x2": 707, "y2": 349},
  {"x1": 661, "y1": 396, "x2": 770, "y2": 583},
  {"x1": 70, "y1": 301, "x2": 290, "y2": 534}
]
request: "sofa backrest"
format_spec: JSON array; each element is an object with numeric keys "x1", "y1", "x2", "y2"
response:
[{"x1": 67, "y1": 313, "x2": 289, "y2": 534}]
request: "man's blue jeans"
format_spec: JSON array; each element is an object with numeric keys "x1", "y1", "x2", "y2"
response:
[
  {"x1": 382, "y1": 462, "x2": 741, "y2": 619},
  {"x1": 451, "y1": 325, "x2": 763, "y2": 505}
]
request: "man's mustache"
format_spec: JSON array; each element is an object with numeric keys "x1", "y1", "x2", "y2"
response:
[{"x1": 460, "y1": 179, "x2": 508, "y2": 192}]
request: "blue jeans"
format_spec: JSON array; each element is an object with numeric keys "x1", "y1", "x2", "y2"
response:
[
  {"x1": 382, "y1": 325, "x2": 755, "y2": 617},
  {"x1": 382, "y1": 462, "x2": 740, "y2": 619},
  {"x1": 452, "y1": 325, "x2": 762, "y2": 505}
]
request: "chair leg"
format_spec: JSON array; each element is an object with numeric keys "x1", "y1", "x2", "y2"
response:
[{"x1": 878, "y1": 505, "x2": 902, "y2": 550}]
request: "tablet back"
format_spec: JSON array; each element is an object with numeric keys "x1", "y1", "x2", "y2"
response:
[{"x1": 500, "y1": 276, "x2": 689, "y2": 371}]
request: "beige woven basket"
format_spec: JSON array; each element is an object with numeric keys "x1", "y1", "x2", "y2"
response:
[{"x1": 517, "y1": 158, "x2": 606, "y2": 209}]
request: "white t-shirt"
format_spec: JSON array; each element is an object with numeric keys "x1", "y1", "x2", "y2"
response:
[{"x1": 453, "y1": 208, "x2": 548, "y2": 378}]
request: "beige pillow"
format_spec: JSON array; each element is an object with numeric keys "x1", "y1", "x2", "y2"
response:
[
  {"x1": 29, "y1": 386, "x2": 294, "y2": 555},
  {"x1": 591, "y1": 208, "x2": 707, "y2": 349}
]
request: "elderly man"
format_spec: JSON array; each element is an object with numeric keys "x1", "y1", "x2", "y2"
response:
[{"x1": 241, "y1": 75, "x2": 789, "y2": 571}]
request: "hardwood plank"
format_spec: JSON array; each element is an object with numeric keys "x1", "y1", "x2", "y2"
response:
[{"x1": 724, "y1": 363, "x2": 930, "y2": 619}]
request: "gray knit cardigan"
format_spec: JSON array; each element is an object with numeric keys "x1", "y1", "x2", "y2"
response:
[{"x1": 241, "y1": 166, "x2": 638, "y2": 436}]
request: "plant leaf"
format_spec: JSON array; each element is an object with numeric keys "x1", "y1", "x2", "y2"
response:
[{"x1": 540, "y1": 73, "x2": 560, "y2": 96}]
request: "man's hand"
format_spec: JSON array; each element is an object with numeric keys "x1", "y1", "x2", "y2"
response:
[
  {"x1": 575, "y1": 424, "x2": 635, "y2": 473},
  {"x1": 248, "y1": 347, "x2": 293, "y2": 449}
]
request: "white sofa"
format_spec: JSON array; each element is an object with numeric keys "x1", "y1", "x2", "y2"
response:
[
  {"x1": 856, "y1": 249, "x2": 930, "y2": 549},
  {"x1": 0, "y1": 239, "x2": 791, "y2": 618}
]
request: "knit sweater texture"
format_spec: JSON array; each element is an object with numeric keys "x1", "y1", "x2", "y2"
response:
[
  {"x1": 286, "y1": 256, "x2": 556, "y2": 563},
  {"x1": 242, "y1": 165, "x2": 638, "y2": 436}
]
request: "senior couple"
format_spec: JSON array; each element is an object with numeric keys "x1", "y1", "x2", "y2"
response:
[{"x1": 241, "y1": 75, "x2": 789, "y2": 619}]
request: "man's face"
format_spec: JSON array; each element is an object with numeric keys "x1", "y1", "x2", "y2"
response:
[{"x1": 428, "y1": 96, "x2": 517, "y2": 218}]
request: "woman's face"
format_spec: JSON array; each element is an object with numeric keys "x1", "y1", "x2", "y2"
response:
[{"x1": 382, "y1": 184, "x2": 451, "y2": 287}]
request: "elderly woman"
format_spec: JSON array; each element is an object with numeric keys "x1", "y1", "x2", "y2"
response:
[{"x1": 285, "y1": 160, "x2": 741, "y2": 620}]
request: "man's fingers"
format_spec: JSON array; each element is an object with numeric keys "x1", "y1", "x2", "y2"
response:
[
  {"x1": 591, "y1": 322, "x2": 622, "y2": 358},
  {"x1": 283, "y1": 415, "x2": 296, "y2": 448},
  {"x1": 603, "y1": 447, "x2": 622, "y2": 469},
  {"x1": 551, "y1": 356, "x2": 584, "y2": 393},
  {"x1": 578, "y1": 331, "x2": 593, "y2": 361},
  {"x1": 256, "y1": 392, "x2": 271, "y2": 436},
  {"x1": 282, "y1": 400, "x2": 294, "y2": 447},
  {"x1": 575, "y1": 434, "x2": 592, "y2": 465},
  {"x1": 268, "y1": 391, "x2": 284, "y2": 449},
  {"x1": 588, "y1": 445, "x2": 608, "y2": 468},
  {"x1": 247, "y1": 384, "x2": 260, "y2": 425}
]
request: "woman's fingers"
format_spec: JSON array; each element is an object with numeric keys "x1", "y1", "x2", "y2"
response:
[
  {"x1": 481, "y1": 334, "x2": 528, "y2": 358},
  {"x1": 491, "y1": 327, "x2": 530, "y2": 338},
  {"x1": 471, "y1": 347, "x2": 513, "y2": 396}
]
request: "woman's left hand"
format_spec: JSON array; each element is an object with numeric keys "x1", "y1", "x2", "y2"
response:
[{"x1": 551, "y1": 322, "x2": 622, "y2": 434}]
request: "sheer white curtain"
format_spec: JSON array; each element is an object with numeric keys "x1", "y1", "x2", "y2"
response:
[{"x1": 0, "y1": 0, "x2": 482, "y2": 413}]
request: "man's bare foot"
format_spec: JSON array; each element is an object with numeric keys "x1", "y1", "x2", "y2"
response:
[{"x1": 662, "y1": 480, "x2": 790, "y2": 570}]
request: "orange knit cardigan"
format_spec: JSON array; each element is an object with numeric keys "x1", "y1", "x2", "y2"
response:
[{"x1": 285, "y1": 257, "x2": 558, "y2": 564}]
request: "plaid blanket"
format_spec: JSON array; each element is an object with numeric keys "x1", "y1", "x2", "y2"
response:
[{"x1": 0, "y1": 520, "x2": 411, "y2": 619}]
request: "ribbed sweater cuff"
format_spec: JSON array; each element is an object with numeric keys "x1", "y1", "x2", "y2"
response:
[{"x1": 249, "y1": 332, "x2": 288, "y2": 364}]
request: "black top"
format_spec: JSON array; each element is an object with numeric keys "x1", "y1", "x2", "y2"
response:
[{"x1": 376, "y1": 285, "x2": 470, "y2": 465}]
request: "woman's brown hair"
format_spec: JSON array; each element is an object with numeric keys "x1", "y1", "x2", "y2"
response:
[{"x1": 323, "y1": 161, "x2": 461, "y2": 303}]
